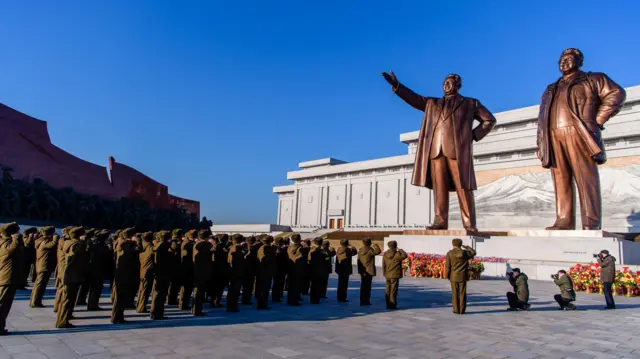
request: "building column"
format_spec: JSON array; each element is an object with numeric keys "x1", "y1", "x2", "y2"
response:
[
  {"x1": 398, "y1": 177, "x2": 406, "y2": 225},
  {"x1": 276, "y1": 198, "x2": 282, "y2": 225},
  {"x1": 371, "y1": 177, "x2": 378, "y2": 225},
  {"x1": 345, "y1": 180, "x2": 352, "y2": 226},
  {"x1": 317, "y1": 186, "x2": 323, "y2": 227},
  {"x1": 293, "y1": 187, "x2": 300, "y2": 226}
]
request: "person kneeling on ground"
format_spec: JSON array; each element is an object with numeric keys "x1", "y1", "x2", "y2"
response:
[
  {"x1": 553, "y1": 270, "x2": 576, "y2": 311},
  {"x1": 506, "y1": 268, "x2": 530, "y2": 311}
]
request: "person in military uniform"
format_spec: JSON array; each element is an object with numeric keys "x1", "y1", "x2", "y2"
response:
[
  {"x1": 211, "y1": 233, "x2": 230, "y2": 308},
  {"x1": 335, "y1": 239, "x2": 357, "y2": 303},
  {"x1": 192, "y1": 229, "x2": 213, "y2": 316},
  {"x1": 111, "y1": 228, "x2": 138, "y2": 324},
  {"x1": 87, "y1": 230, "x2": 109, "y2": 311},
  {"x1": 56, "y1": 227, "x2": 87, "y2": 328},
  {"x1": 242, "y1": 236, "x2": 259, "y2": 305},
  {"x1": 287, "y1": 234, "x2": 305, "y2": 306},
  {"x1": 76, "y1": 228, "x2": 95, "y2": 306},
  {"x1": 308, "y1": 237, "x2": 329, "y2": 305},
  {"x1": 53, "y1": 227, "x2": 72, "y2": 313},
  {"x1": 445, "y1": 238, "x2": 476, "y2": 314},
  {"x1": 506, "y1": 268, "x2": 531, "y2": 311},
  {"x1": 300, "y1": 238, "x2": 312, "y2": 296},
  {"x1": 0, "y1": 222, "x2": 23, "y2": 335},
  {"x1": 136, "y1": 232, "x2": 155, "y2": 313},
  {"x1": 227, "y1": 234, "x2": 246, "y2": 312},
  {"x1": 382, "y1": 240, "x2": 407, "y2": 309},
  {"x1": 553, "y1": 269, "x2": 577, "y2": 311},
  {"x1": 167, "y1": 229, "x2": 183, "y2": 305},
  {"x1": 30, "y1": 226, "x2": 57, "y2": 308},
  {"x1": 150, "y1": 230, "x2": 172, "y2": 320},
  {"x1": 357, "y1": 237, "x2": 381, "y2": 306},
  {"x1": 179, "y1": 229, "x2": 196, "y2": 310},
  {"x1": 20, "y1": 227, "x2": 37, "y2": 290},
  {"x1": 256, "y1": 235, "x2": 276, "y2": 309},
  {"x1": 271, "y1": 237, "x2": 287, "y2": 303},
  {"x1": 321, "y1": 239, "x2": 335, "y2": 299},
  {"x1": 107, "y1": 230, "x2": 119, "y2": 303}
]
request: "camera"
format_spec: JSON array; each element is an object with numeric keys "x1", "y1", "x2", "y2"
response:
[
  {"x1": 593, "y1": 253, "x2": 600, "y2": 259},
  {"x1": 506, "y1": 272, "x2": 513, "y2": 277},
  {"x1": 550, "y1": 274, "x2": 558, "y2": 280}
]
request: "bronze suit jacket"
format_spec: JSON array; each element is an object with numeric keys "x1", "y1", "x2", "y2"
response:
[
  {"x1": 393, "y1": 83, "x2": 496, "y2": 191},
  {"x1": 537, "y1": 71, "x2": 626, "y2": 168}
]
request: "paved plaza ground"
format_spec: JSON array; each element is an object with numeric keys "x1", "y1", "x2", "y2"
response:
[{"x1": 3, "y1": 275, "x2": 640, "y2": 359}]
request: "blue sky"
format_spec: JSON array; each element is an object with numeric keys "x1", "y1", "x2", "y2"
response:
[{"x1": 2, "y1": 1, "x2": 639, "y2": 224}]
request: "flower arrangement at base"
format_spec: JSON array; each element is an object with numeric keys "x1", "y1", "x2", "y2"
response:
[
  {"x1": 402, "y1": 253, "x2": 503, "y2": 280},
  {"x1": 569, "y1": 263, "x2": 640, "y2": 297}
]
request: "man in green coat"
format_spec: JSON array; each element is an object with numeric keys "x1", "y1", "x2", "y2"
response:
[
  {"x1": 111, "y1": 228, "x2": 138, "y2": 324},
  {"x1": 597, "y1": 250, "x2": 616, "y2": 309},
  {"x1": 0, "y1": 222, "x2": 22, "y2": 335},
  {"x1": 56, "y1": 227, "x2": 87, "y2": 328},
  {"x1": 335, "y1": 239, "x2": 357, "y2": 303},
  {"x1": 150, "y1": 231, "x2": 172, "y2": 320},
  {"x1": 506, "y1": 268, "x2": 530, "y2": 311},
  {"x1": 357, "y1": 238, "x2": 381, "y2": 306},
  {"x1": 553, "y1": 269, "x2": 577, "y2": 310},
  {"x1": 445, "y1": 238, "x2": 476, "y2": 314},
  {"x1": 382, "y1": 240, "x2": 407, "y2": 310},
  {"x1": 192, "y1": 229, "x2": 213, "y2": 316},
  {"x1": 30, "y1": 226, "x2": 58, "y2": 308},
  {"x1": 136, "y1": 232, "x2": 155, "y2": 313}
]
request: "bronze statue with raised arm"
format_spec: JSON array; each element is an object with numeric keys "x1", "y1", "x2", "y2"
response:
[
  {"x1": 383, "y1": 72, "x2": 496, "y2": 231},
  {"x1": 537, "y1": 48, "x2": 626, "y2": 230}
]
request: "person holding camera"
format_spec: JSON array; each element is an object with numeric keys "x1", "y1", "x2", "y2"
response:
[
  {"x1": 552, "y1": 270, "x2": 576, "y2": 310},
  {"x1": 596, "y1": 249, "x2": 616, "y2": 309},
  {"x1": 506, "y1": 268, "x2": 530, "y2": 311}
]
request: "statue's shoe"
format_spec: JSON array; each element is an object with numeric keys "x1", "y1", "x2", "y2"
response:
[
  {"x1": 426, "y1": 224, "x2": 448, "y2": 230},
  {"x1": 545, "y1": 225, "x2": 575, "y2": 230}
]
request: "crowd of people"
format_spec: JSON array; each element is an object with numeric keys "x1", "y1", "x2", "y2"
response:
[{"x1": 0, "y1": 222, "x2": 409, "y2": 335}]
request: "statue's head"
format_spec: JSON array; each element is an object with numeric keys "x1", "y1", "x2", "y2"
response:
[
  {"x1": 559, "y1": 48, "x2": 583, "y2": 75},
  {"x1": 443, "y1": 74, "x2": 461, "y2": 96}
]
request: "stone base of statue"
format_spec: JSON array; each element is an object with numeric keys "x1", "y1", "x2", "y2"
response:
[{"x1": 375, "y1": 230, "x2": 640, "y2": 281}]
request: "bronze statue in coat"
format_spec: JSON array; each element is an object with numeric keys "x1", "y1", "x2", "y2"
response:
[
  {"x1": 383, "y1": 72, "x2": 496, "y2": 231},
  {"x1": 537, "y1": 48, "x2": 626, "y2": 230}
]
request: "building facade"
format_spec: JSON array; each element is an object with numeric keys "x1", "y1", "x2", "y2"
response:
[{"x1": 273, "y1": 85, "x2": 640, "y2": 232}]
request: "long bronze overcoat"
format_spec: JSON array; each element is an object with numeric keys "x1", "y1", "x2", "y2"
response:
[
  {"x1": 393, "y1": 83, "x2": 496, "y2": 191},
  {"x1": 537, "y1": 71, "x2": 626, "y2": 168}
]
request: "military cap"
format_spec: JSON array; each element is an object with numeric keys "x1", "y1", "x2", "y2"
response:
[
  {"x1": 185, "y1": 229, "x2": 197, "y2": 240},
  {"x1": 120, "y1": 227, "x2": 136, "y2": 239},
  {"x1": 141, "y1": 232, "x2": 154, "y2": 242},
  {"x1": 290, "y1": 234, "x2": 301, "y2": 243},
  {"x1": 1, "y1": 222, "x2": 20, "y2": 237},
  {"x1": 323, "y1": 239, "x2": 330, "y2": 246},
  {"x1": 69, "y1": 226, "x2": 85, "y2": 239},
  {"x1": 388, "y1": 240, "x2": 398, "y2": 249},
  {"x1": 273, "y1": 237, "x2": 282, "y2": 246},
  {"x1": 339, "y1": 239, "x2": 349, "y2": 246},
  {"x1": 23, "y1": 227, "x2": 38, "y2": 235},
  {"x1": 246, "y1": 236, "x2": 256, "y2": 245},
  {"x1": 304, "y1": 238, "x2": 311, "y2": 245},
  {"x1": 452, "y1": 238, "x2": 463, "y2": 248},
  {"x1": 96, "y1": 230, "x2": 110, "y2": 239},
  {"x1": 312, "y1": 237, "x2": 323, "y2": 246},
  {"x1": 261, "y1": 235, "x2": 273, "y2": 245},
  {"x1": 172, "y1": 229, "x2": 184, "y2": 239},
  {"x1": 156, "y1": 230, "x2": 171, "y2": 241},
  {"x1": 40, "y1": 226, "x2": 56, "y2": 236},
  {"x1": 114, "y1": 229, "x2": 122, "y2": 237},
  {"x1": 232, "y1": 233, "x2": 244, "y2": 244},
  {"x1": 362, "y1": 237, "x2": 372, "y2": 246},
  {"x1": 198, "y1": 229, "x2": 211, "y2": 240},
  {"x1": 85, "y1": 228, "x2": 97, "y2": 238}
]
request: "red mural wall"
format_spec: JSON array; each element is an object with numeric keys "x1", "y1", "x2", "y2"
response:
[{"x1": 0, "y1": 103, "x2": 200, "y2": 216}]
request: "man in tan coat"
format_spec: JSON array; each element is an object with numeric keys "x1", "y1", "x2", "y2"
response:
[
  {"x1": 227, "y1": 234, "x2": 247, "y2": 312},
  {"x1": 179, "y1": 229, "x2": 196, "y2": 311},
  {"x1": 87, "y1": 230, "x2": 109, "y2": 311},
  {"x1": 0, "y1": 222, "x2": 22, "y2": 335},
  {"x1": 256, "y1": 235, "x2": 276, "y2": 310},
  {"x1": 321, "y1": 239, "x2": 336, "y2": 299},
  {"x1": 53, "y1": 227, "x2": 71, "y2": 313},
  {"x1": 136, "y1": 232, "x2": 155, "y2": 313},
  {"x1": 382, "y1": 240, "x2": 407, "y2": 310},
  {"x1": 56, "y1": 227, "x2": 87, "y2": 328},
  {"x1": 150, "y1": 231, "x2": 172, "y2": 320},
  {"x1": 111, "y1": 228, "x2": 138, "y2": 324},
  {"x1": 308, "y1": 238, "x2": 329, "y2": 305},
  {"x1": 445, "y1": 238, "x2": 476, "y2": 314},
  {"x1": 167, "y1": 229, "x2": 183, "y2": 305},
  {"x1": 335, "y1": 239, "x2": 357, "y2": 303},
  {"x1": 30, "y1": 226, "x2": 57, "y2": 308},
  {"x1": 357, "y1": 238, "x2": 381, "y2": 306},
  {"x1": 192, "y1": 229, "x2": 213, "y2": 316}
]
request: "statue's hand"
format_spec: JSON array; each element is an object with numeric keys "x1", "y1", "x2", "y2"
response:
[{"x1": 382, "y1": 71, "x2": 399, "y2": 87}]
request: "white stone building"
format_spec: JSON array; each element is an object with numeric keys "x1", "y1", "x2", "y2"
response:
[{"x1": 274, "y1": 85, "x2": 640, "y2": 233}]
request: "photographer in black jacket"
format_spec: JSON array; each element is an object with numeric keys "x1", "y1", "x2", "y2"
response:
[
  {"x1": 506, "y1": 268, "x2": 530, "y2": 311},
  {"x1": 596, "y1": 250, "x2": 616, "y2": 309},
  {"x1": 552, "y1": 270, "x2": 576, "y2": 310}
]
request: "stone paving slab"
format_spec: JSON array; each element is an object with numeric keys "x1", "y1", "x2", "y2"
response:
[{"x1": 3, "y1": 275, "x2": 640, "y2": 358}]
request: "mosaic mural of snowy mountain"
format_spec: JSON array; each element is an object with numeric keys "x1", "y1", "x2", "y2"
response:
[{"x1": 449, "y1": 165, "x2": 640, "y2": 232}]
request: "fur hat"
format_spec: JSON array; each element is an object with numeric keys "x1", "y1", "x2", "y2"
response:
[
  {"x1": 85, "y1": 228, "x2": 96, "y2": 238},
  {"x1": 142, "y1": 232, "x2": 154, "y2": 242},
  {"x1": 452, "y1": 238, "x2": 463, "y2": 248},
  {"x1": 185, "y1": 229, "x2": 197, "y2": 240},
  {"x1": 362, "y1": 237, "x2": 372, "y2": 246},
  {"x1": 61, "y1": 227, "x2": 71, "y2": 236},
  {"x1": 323, "y1": 239, "x2": 330, "y2": 246},
  {"x1": 96, "y1": 230, "x2": 110, "y2": 239},
  {"x1": 273, "y1": 237, "x2": 282, "y2": 246},
  {"x1": 40, "y1": 226, "x2": 56, "y2": 236},
  {"x1": 198, "y1": 229, "x2": 211, "y2": 240},
  {"x1": 290, "y1": 234, "x2": 301, "y2": 244},
  {"x1": 388, "y1": 240, "x2": 397, "y2": 249},
  {"x1": 0, "y1": 222, "x2": 20, "y2": 237},
  {"x1": 232, "y1": 234, "x2": 244, "y2": 244},
  {"x1": 120, "y1": 227, "x2": 136, "y2": 239},
  {"x1": 261, "y1": 235, "x2": 273, "y2": 245},
  {"x1": 172, "y1": 229, "x2": 184, "y2": 239},
  {"x1": 312, "y1": 237, "x2": 323, "y2": 246},
  {"x1": 23, "y1": 227, "x2": 38, "y2": 235},
  {"x1": 246, "y1": 236, "x2": 256, "y2": 245},
  {"x1": 216, "y1": 233, "x2": 229, "y2": 243},
  {"x1": 340, "y1": 239, "x2": 349, "y2": 246},
  {"x1": 69, "y1": 226, "x2": 85, "y2": 239},
  {"x1": 156, "y1": 230, "x2": 171, "y2": 241}
]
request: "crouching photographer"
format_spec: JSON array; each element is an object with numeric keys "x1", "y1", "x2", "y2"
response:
[
  {"x1": 506, "y1": 268, "x2": 530, "y2": 311},
  {"x1": 552, "y1": 270, "x2": 576, "y2": 311}
]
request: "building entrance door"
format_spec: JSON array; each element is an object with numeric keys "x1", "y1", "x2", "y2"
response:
[{"x1": 328, "y1": 217, "x2": 344, "y2": 229}]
